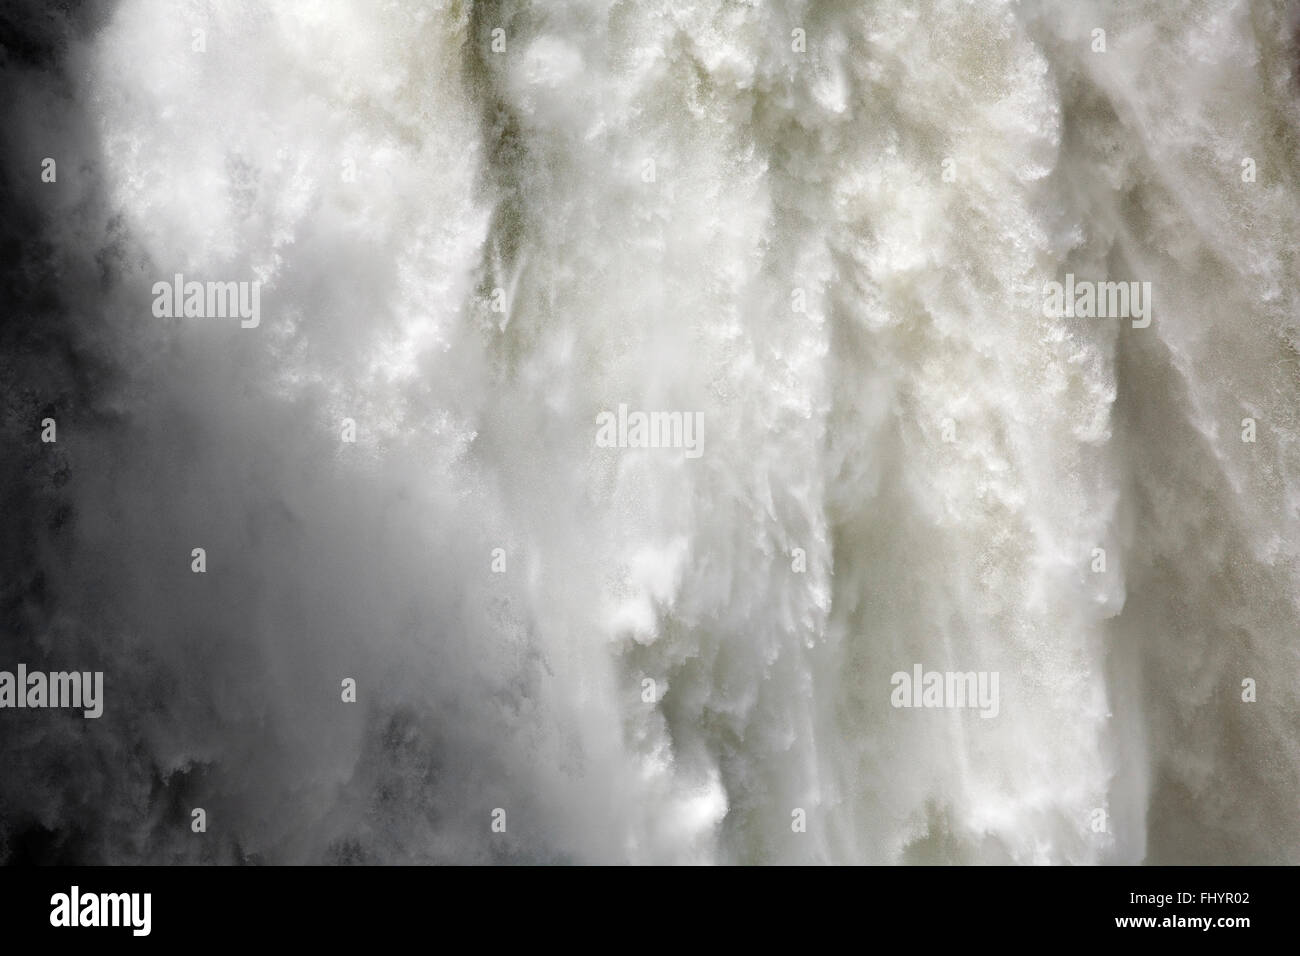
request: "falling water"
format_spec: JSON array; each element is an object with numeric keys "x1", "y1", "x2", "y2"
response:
[{"x1": 1, "y1": 0, "x2": 1298, "y2": 864}]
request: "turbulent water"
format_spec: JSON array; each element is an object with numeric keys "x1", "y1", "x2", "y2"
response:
[{"x1": 2, "y1": 0, "x2": 1299, "y2": 864}]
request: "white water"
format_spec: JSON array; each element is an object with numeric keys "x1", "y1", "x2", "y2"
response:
[{"x1": 25, "y1": 0, "x2": 1300, "y2": 863}]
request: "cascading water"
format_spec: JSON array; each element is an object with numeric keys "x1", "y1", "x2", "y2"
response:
[{"x1": 1, "y1": 0, "x2": 1297, "y2": 865}]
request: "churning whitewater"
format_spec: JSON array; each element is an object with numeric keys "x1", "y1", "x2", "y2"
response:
[{"x1": 3, "y1": 0, "x2": 1299, "y2": 865}]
